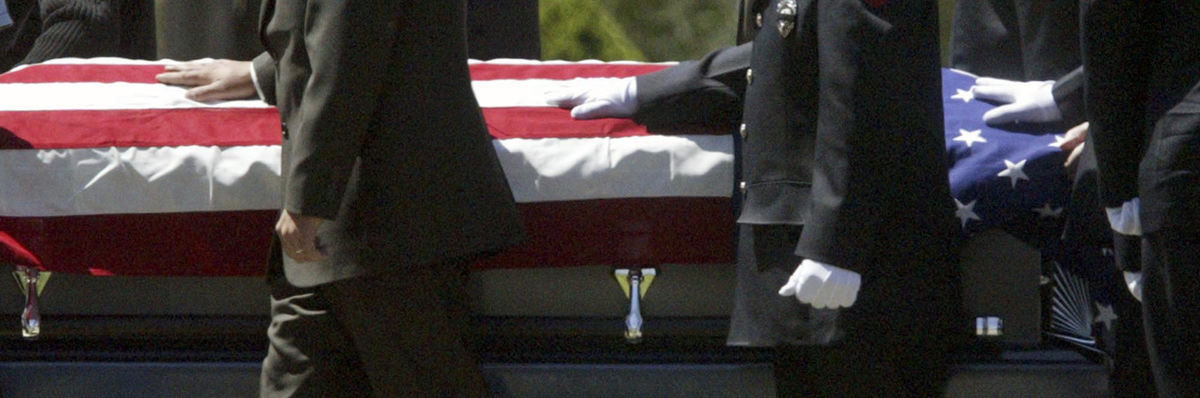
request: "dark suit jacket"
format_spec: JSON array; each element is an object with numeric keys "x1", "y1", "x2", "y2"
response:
[
  {"x1": 255, "y1": 0, "x2": 525, "y2": 287},
  {"x1": 1082, "y1": 0, "x2": 1200, "y2": 233},
  {"x1": 950, "y1": 0, "x2": 1079, "y2": 82},
  {"x1": 635, "y1": 0, "x2": 959, "y2": 347},
  {"x1": 0, "y1": 0, "x2": 154, "y2": 71},
  {"x1": 949, "y1": 0, "x2": 1085, "y2": 126}
]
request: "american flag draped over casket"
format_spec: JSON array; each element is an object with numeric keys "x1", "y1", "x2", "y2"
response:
[
  {"x1": 0, "y1": 58, "x2": 733, "y2": 275},
  {"x1": 0, "y1": 59, "x2": 1069, "y2": 276}
]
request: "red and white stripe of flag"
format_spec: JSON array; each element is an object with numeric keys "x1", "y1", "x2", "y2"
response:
[{"x1": 0, "y1": 58, "x2": 735, "y2": 275}]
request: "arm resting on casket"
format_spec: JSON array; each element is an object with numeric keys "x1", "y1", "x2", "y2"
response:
[
  {"x1": 632, "y1": 42, "x2": 751, "y2": 129},
  {"x1": 547, "y1": 42, "x2": 751, "y2": 129},
  {"x1": 153, "y1": 51, "x2": 273, "y2": 103},
  {"x1": 155, "y1": 58, "x2": 258, "y2": 102},
  {"x1": 544, "y1": 76, "x2": 638, "y2": 119}
]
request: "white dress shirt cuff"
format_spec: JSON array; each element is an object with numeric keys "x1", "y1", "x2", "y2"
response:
[{"x1": 248, "y1": 62, "x2": 266, "y2": 102}]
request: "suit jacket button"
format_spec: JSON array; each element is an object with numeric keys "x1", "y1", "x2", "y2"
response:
[
  {"x1": 755, "y1": 13, "x2": 763, "y2": 28},
  {"x1": 739, "y1": 181, "x2": 747, "y2": 194},
  {"x1": 739, "y1": 123, "x2": 748, "y2": 140},
  {"x1": 746, "y1": 69, "x2": 753, "y2": 85}
]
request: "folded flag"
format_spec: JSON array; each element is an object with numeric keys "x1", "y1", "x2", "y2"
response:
[{"x1": 942, "y1": 68, "x2": 1070, "y2": 246}]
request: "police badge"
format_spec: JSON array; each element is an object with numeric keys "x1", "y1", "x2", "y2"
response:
[{"x1": 776, "y1": 0, "x2": 797, "y2": 38}]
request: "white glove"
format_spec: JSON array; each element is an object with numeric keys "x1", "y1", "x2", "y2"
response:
[
  {"x1": 1123, "y1": 271, "x2": 1144, "y2": 302},
  {"x1": 545, "y1": 77, "x2": 638, "y2": 120},
  {"x1": 1106, "y1": 198, "x2": 1142, "y2": 236},
  {"x1": 972, "y1": 77, "x2": 1062, "y2": 125},
  {"x1": 778, "y1": 259, "x2": 861, "y2": 309}
]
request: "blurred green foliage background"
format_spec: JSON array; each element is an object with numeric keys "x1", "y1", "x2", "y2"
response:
[{"x1": 540, "y1": 0, "x2": 959, "y2": 64}]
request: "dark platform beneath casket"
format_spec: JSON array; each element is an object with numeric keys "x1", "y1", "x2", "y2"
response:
[
  {"x1": 0, "y1": 349, "x2": 1106, "y2": 397},
  {"x1": 0, "y1": 231, "x2": 1107, "y2": 397}
]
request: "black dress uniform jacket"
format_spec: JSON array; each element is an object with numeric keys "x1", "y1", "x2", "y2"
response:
[
  {"x1": 637, "y1": 0, "x2": 957, "y2": 341},
  {"x1": 1082, "y1": 1, "x2": 1200, "y2": 396},
  {"x1": 635, "y1": 0, "x2": 960, "y2": 395}
]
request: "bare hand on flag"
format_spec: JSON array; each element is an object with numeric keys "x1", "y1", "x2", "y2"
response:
[{"x1": 156, "y1": 59, "x2": 256, "y2": 102}]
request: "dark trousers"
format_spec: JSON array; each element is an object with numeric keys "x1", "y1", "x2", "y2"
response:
[
  {"x1": 259, "y1": 259, "x2": 487, "y2": 398},
  {"x1": 736, "y1": 225, "x2": 957, "y2": 398},
  {"x1": 771, "y1": 340, "x2": 951, "y2": 398},
  {"x1": 1141, "y1": 231, "x2": 1200, "y2": 398},
  {"x1": 1138, "y1": 82, "x2": 1200, "y2": 398}
]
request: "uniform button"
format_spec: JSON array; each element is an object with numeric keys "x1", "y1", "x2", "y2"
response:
[
  {"x1": 739, "y1": 123, "x2": 748, "y2": 140},
  {"x1": 746, "y1": 69, "x2": 754, "y2": 85},
  {"x1": 739, "y1": 181, "x2": 747, "y2": 194},
  {"x1": 755, "y1": 13, "x2": 763, "y2": 28}
]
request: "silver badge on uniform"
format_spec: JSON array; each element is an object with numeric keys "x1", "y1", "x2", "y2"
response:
[{"x1": 776, "y1": 0, "x2": 796, "y2": 38}]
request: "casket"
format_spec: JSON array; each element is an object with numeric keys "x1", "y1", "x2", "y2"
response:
[{"x1": 0, "y1": 59, "x2": 1068, "y2": 349}]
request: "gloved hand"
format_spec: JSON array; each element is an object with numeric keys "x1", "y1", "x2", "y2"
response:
[
  {"x1": 1123, "y1": 271, "x2": 1144, "y2": 302},
  {"x1": 545, "y1": 77, "x2": 638, "y2": 120},
  {"x1": 1105, "y1": 198, "x2": 1142, "y2": 236},
  {"x1": 972, "y1": 77, "x2": 1062, "y2": 125},
  {"x1": 778, "y1": 259, "x2": 861, "y2": 309}
]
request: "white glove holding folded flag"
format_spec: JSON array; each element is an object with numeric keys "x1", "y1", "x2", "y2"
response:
[
  {"x1": 779, "y1": 259, "x2": 861, "y2": 309},
  {"x1": 973, "y1": 77, "x2": 1062, "y2": 125},
  {"x1": 545, "y1": 77, "x2": 638, "y2": 120}
]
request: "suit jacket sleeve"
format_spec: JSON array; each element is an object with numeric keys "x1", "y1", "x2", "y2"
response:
[
  {"x1": 632, "y1": 42, "x2": 750, "y2": 130},
  {"x1": 1081, "y1": 0, "x2": 1151, "y2": 208},
  {"x1": 251, "y1": 51, "x2": 276, "y2": 105},
  {"x1": 285, "y1": 0, "x2": 399, "y2": 219}
]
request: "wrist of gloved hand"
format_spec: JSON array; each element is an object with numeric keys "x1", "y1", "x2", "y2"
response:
[
  {"x1": 1105, "y1": 198, "x2": 1142, "y2": 236},
  {"x1": 777, "y1": 259, "x2": 861, "y2": 309},
  {"x1": 1123, "y1": 271, "x2": 1144, "y2": 302}
]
